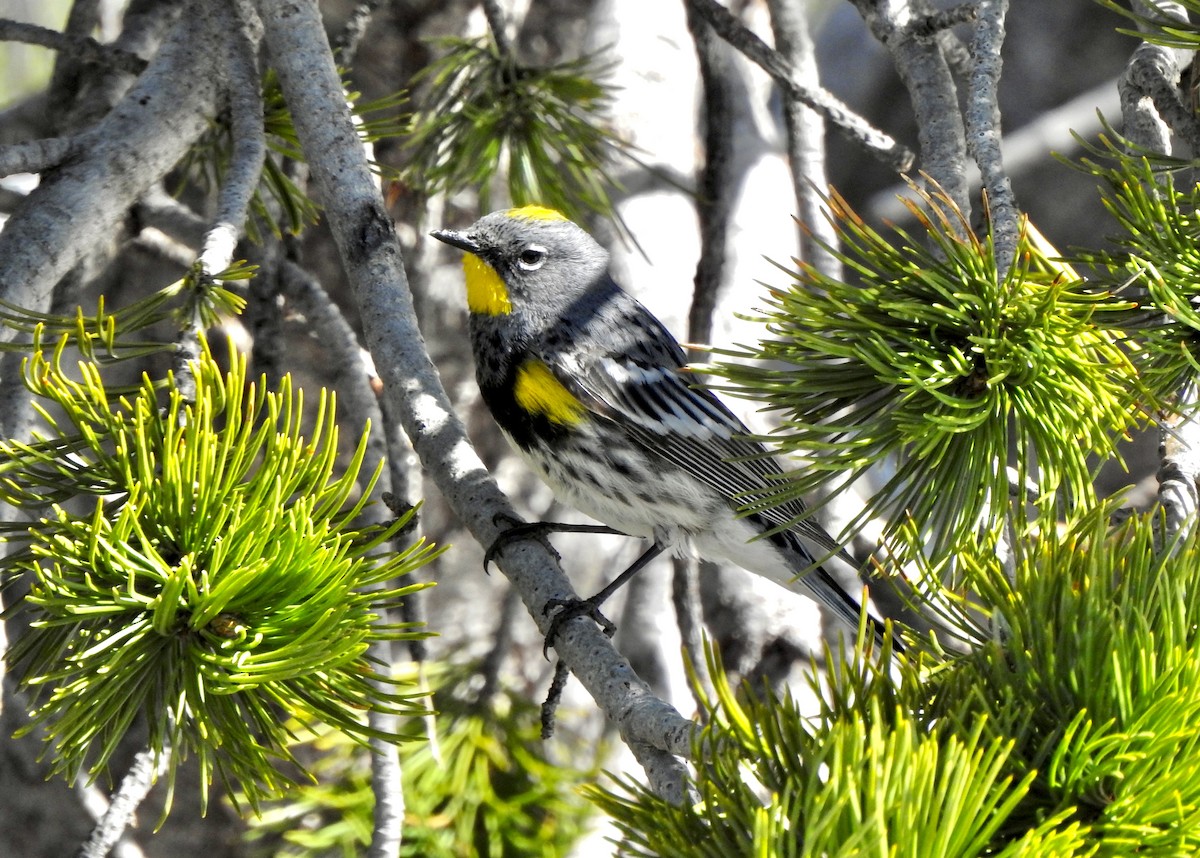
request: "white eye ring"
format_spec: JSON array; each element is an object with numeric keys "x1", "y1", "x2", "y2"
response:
[{"x1": 517, "y1": 244, "x2": 547, "y2": 271}]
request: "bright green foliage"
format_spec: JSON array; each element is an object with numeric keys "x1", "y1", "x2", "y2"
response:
[
  {"x1": 404, "y1": 37, "x2": 628, "y2": 226},
  {"x1": 928, "y1": 507, "x2": 1200, "y2": 855},
  {"x1": 1, "y1": 335, "x2": 440, "y2": 812},
  {"x1": 706, "y1": 186, "x2": 1139, "y2": 562},
  {"x1": 1078, "y1": 142, "x2": 1200, "y2": 401},
  {"x1": 239, "y1": 663, "x2": 597, "y2": 858},
  {"x1": 593, "y1": 504, "x2": 1200, "y2": 856}
]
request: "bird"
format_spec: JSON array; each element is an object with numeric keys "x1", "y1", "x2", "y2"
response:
[{"x1": 431, "y1": 205, "x2": 893, "y2": 652}]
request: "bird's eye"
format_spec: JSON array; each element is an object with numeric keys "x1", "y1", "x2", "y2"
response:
[{"x1": 517, "y1": 245, "x2": 547, "y2": 271}]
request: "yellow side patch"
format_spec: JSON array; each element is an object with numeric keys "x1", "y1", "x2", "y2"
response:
[
  {"x1": 463, "y1": 254, "x2": 511, "y2": 315},
  {"x1": 506, "y1": 204, "x2": 568, "y2": 222},
  {"x1": 514, "y1": 360, "x2": 586, "y2": 426}
]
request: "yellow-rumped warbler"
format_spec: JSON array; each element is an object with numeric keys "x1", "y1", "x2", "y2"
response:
[{"x1": 433, "y1": 205, "x2": 888, "y2": 648}]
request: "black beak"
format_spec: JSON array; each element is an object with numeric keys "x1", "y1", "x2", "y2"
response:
[{"x1": 431, "y1": 228, "x2": 481, "y2": 255}]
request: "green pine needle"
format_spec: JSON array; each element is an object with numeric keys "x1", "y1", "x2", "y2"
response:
[
  {"x1": 2, "y1": 334, "x2": 441, "y2": 813},
  {"x1": 238, "y1": 663, "x2": 598, "y2": 858},
  {"x1": 1076, "y1": 139, "x2": 1200, "y2": 402},
  {"x1": 704, "y1": 185, "x2": 1140, "y2": 562},
  {"x1": 592, "y1": 504, "x2": 1200, "y2": 855},
  {"x1": 404, "y1": 37, "x2": 629, "y2": 226}
]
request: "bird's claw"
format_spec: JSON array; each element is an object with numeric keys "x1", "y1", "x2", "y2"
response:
[
  {"x1": 483, "y1": 516, "x2": 559, "y2": 571},
  {"x1": 541, "y1": 597, "x2": 616, "y2": 657}
]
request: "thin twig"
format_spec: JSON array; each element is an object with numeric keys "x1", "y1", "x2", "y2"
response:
[
  {"x1": 672, "y1": 556, "x2": 715, "y2": 710},
  {"x1": 0, "y1": 137, "x2": 76, "y2": 177},
  {"x1": 1158, "y1": 399, "x2": 1200, "y2": 537},
  {"x1": 765, "y1": 0, "x2": 841, "y2": 278},
  {"x1": 479, "y1": 586, "x2": 522, "y2": 704},
  {"x1": 685, "y1": 0, "x2": 915, "y2": 173},
  {"x1": 334, "y1": 0, "x2": 384, "y2": 62},
  {"x1": 75, "y1": 748, "x2": 166, "y2": 858},
  {"x1": 1118, "y1": 2, "x2": 1189, "y2": 154},
  {"x1": 910, "y1": 3, "x2": 978, "y2": 38},
  {"x1": 481, "y1": 0, "x2": 513, "y2": 57},
  {"x1": 683, "y1": 0, "x2": 736, "y2": 349},
  {"x1": 198, "y1": 0, "x2": 265, "y2": 280},
  {"x1": 848, "y1": 0, "x2": 969, "y2": 215},
  {"x1": 0, "y1": 17, "x2": 147, "y2": 75}
]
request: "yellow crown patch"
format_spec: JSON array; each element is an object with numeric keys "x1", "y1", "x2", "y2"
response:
[{"x1": 506, "y1": 205, "x2": 568, "y2": 222}]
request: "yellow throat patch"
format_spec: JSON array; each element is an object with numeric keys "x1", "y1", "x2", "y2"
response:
[
  {"x1": 513, "y1": 360, "x2": 585, "y2": 426},
  {"x1": 463, "y1": 254, "x2": 511, "y2": 316}
]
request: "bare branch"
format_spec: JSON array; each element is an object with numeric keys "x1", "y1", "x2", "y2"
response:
[
  {"x1": 75, "y1": 748, "x2": 166, "y2": 858},
  {"x1": 1119, "y1": 2, "x2": 1190, "y2": 154},
  {"x1": 849, "y1": 0, "x2": 970, "y2": 215},
  {"x1": 765, "y1": 0, "x2": 841, "y2": 278},
  {"x1": 684, "y1": 0, "x2": 915, "y2": 173},
  {"x1": 334, "y1": 0, "x2": 384, "y2": 63},
  {"x1": 965, "y1": 0, "x2": 1019, "y2": 276},
  {"x1": 482, "y1": 0, "x2": 513, "y2": 56},
  {"x1": 683, "y1": 1, "x2": 736, "y2": 348},
  {"x1": 0, "y1": 136, "x2": 76, "y2": 177},
  {"x1": 0, "y1": 17, "x2": 147, "y2": 75},
  {"x1": 198, "y1": 0, "x2": 266, "y2": 278},
  {"x1": 0, "y1": 3, "x2": 224, "y2": 334}
]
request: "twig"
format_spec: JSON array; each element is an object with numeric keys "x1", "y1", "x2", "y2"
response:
[
  {"x1": 482, "y1": 0, "x2": 513, "y2": 57},
  {"x1": 683, "y1": 0, "x2": 736, "y2": 349},
  {"x1": 628, "y1": 740, "x2": 691, "y2": 805},
  {"x1": 73, "y1": 773, "x2": 148, "y2": 858},
  {"x1": 334, "y1": 0, "x2": 384, "y2": 63},
  {"x1": 57, "y1": 0, "x2": 183, "y2": 130},
  {"x1": 252, "y1": 0, "x2": 695, "y2": 782},
  {"x1": 0, "y1": 18, "x2": 147, "y2": 75},
  {"x1": 684, "y1": 0, "x2": 915, "y2": 173},
  {"x1": 764, "y1": 0, "x2": 841, "y2": 278},
  {"x1": 910, "y1": 3, "x2": 978, "y2": 38},
  {"x1": 1159, "y1": 386, "x2": 1200, "y2": 537},
  {"x1": 197, "y1": 0, "x2": 265, "y2": 282},
  {"x1": 672, "y1": 556, "x2": 715, "y2": 710},
  {"x1": 867, "y1": 76, "x2": 1121, "y2": 223},
  {"x1": 479, "y1": 586, "x2": 522, "y2": 704},
  {"x1": 75, "y1": 748, "x2": 166, "y2": 858},
  {"x1": 46, "y1": 0, "x2": 103, "y2": 119},
  {"x1": 366, "y1": 650, "x2": 405, "y2": 858},
  {"x1": 0, "y1": 0, "x2": 222, "y2": 344},
  {"x1": 965, "y1": 0, "x2": 1019, "y2": 277},
  {"x1": 0, "y1": 137, "x2": 76, "y2": 177},
  {"x1": 1118, "y1": 2, "x2": 1190, "y2": 154}
]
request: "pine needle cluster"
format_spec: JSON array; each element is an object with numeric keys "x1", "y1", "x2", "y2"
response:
[
  {"x1": 706, "y1": 186, "x2": 1139, "y2": 562},
  {"x1": 594, "y1": 506, "x2": 1200, "y2": 856},
  {"x1": 404, "y1": 37, "x2": 628, "y2": 225},
  {"x1": 1, "y1": 334, "x2": 440, "y2": 811}
]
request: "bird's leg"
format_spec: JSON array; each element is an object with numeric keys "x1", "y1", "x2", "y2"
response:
[
  {"x1": 483, "y1": 514, "x2": 626, "y2": 570},
  {"x1": 542, "y1": 542, "x2": 667, "y2": 656}
]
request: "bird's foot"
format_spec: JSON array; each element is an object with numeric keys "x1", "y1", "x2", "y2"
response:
[
  {"x1": 483, "y1": 515, "x2": 625, "y2": 571},
  {"x1": 541, "y1": 596, "x2": 616, "y2": 657}
]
